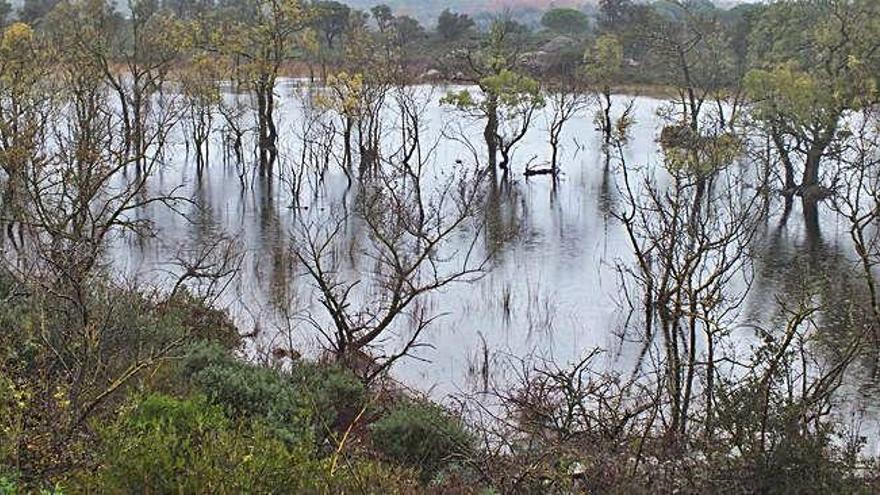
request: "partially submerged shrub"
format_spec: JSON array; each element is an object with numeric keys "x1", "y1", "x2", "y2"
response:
[{"x1": 371, "y1": 400, "x2": 474, "y2": 478}]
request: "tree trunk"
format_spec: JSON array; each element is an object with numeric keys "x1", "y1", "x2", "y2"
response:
[
  {"x1": 265, "y1": 86, "x2": 278, "y2": 176},
  {"x1": 485, "y1": 95, "x2": 498, "y2": 171},
  {"x1": 255, "y1": 77, "x2": 278, "y2": 178},
  {"x1": 801, "y1": 148, "x2": 822, "y2": 192},
  {"x1": 770, "y1": 126, "x2": 796, "y2": 196},
  {"x1": 256, "y1": 84, "x2": 269, "y2": 176},
  {"x1": 603, "y1": 89, "x2": 612, "y2": 145}
]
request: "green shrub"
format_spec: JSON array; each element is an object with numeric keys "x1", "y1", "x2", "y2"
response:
[
  {"x1": 85, "y1": 394, "x2": 323, "y2": 494},
  {"x1": 291, "y1": 362, "x2": 366, "y2": 431},
  {"x1": 182, "y1": 344, "x2": 365, "y2": 443},
  {"x1": 183, "y1": 348, "x2": 313, "y2": 443},
  {"x1": 162, "y1": 291, "x2": 242, "y2": 351},
  {"x1": 85, "y1": 394, "x2": 425, "y2": 494},
  {"x1": 318, "y1": 459, "x2": 420, "y2": 493},
  {"x1": 0, "y1": 374, "x2": 23, "y2": 468},
  {"x1": 0, "y1": 474, "x2": 63, "y2": 495},
  {"x1": 0, "y1": 476, "x2": 16, "y2": 495},
  {"x1": 370, "y1": 400, "x2": 474, "y2": 478}
]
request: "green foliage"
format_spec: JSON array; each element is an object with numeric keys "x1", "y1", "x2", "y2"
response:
[
  {"x1": 436, "y1": 8, "x2": 474, "y2": 42},
  {"x1": 162, "y1": 291, "x2": 242, "y2": 351},
  {"x1": 291, "y1": 361, "x2": 366, "y2": 430},
  {"x1": 584, "y1": 34, "x2": 623, "y2": 89},
  {"x1": 370, "y1": 400, "x2": 474, "y2": 478},
  {"x1": 317, "y1": 71, "x2": 365, "y2": 116},
  {"x1": 81, "y1": 393, "x2": 420, "y2": 493},
  {"x1": 209, "y1": 0, "x2": 315, "y2": 85},
  {"x1": 312, "y1": 0, "x2": 351, "y2": 48},
  {"x1": 660, "y1": 126, "x2": 743, "y2": 177},
  {"x1": 0, "y1": 477, "x2": 14, "y2": 495},
  {"x1": 182, "y1": 345, "x2": 314, "y2": 443},
  {"x1": 541, "y1": 8, "x2": 589, "y2": 36},
  {"x1": 744, "y1": 62, "x2": 876, "y2": 135},
  {"x1": 318, "y1": 459, "x2": 420, "y2": 493},
  {"x1": 745, "y1": 0, "x2": 880, "y2": 138},
  {"x1": 84, "y1": 394, "x2": 322, "y2": 494},
  {"x1": 0, "y1": 273, "x2": 243, "y2": 482},
  {"x1": 442, "y1": 69, "x2": 544, "y2": 119},
  {"x1": 0, "y1": 374, "x2": 24, "y2": 468},
  {"x1": 710, "y1": 378, "x2": 870, "y2": 494},
  {"x1": 0, "y1": 475, "x2": 62, "y2": 495},
  {"x1": 183, "y1": 344, "x2": 365, "y2": 443},
  {"x1": 481, "y1": 70, "x2": 544, "y2": 109}
]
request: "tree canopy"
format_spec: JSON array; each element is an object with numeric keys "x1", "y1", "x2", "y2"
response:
[{"x1": 540, "y1": 7, "x2": 589, "y2": 36}]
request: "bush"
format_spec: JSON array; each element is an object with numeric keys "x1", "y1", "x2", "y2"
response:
[
  {"x1": 0, "y1": 475, "x2": 63, "y2": 495},
  {"x1": 291, "y1": 361, "x2": 366, "y2": 431},
  {"x1": 162, "y1": 291, "x2": 242, "y2": 351},
  {"x1": 182, "y1": 346, "x2": 313, "y2": 443},
  {"x1": 0, "y1": 374, "x2": 23, "y2": 469},
  {"x1": 318, "y1": 459, "x2": 420, "y2": 493},
  {"x1": 85, "y1": 394, "x2": 323, "y2": 494},
  {"x1": 84, "y1": 394, "x2": 425, "y2": 493},
  {"x1": 0, "y1": 476, "x2": 16, "y2": 495},
  {"x1": 370, "y1": 400, "x2": 474, "y2": 478},
  {"x1": 182, "y1": 344, "x2": 365, "y2": 443}
]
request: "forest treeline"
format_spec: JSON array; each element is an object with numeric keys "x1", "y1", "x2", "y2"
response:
[{"x1": 2, "y1": 0, "x2": 880, "y2": 493}]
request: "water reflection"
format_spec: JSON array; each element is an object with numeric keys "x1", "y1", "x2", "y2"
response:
[{"x1": 101, "y1": 88, "x2": 880, "y2": 413}]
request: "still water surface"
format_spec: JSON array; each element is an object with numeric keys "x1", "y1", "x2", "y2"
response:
[{"x1": 111, "y1": 83, "x2": 879, "y2": 442}]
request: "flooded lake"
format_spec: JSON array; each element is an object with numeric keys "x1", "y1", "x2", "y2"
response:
[{"x1": 112, "y1": 82, "x2": 879, "y2": 437}]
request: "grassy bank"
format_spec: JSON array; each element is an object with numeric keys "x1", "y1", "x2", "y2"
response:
[
  {"x1": 0, "y1": 273, "x2": 478, "y2": 494},
  {"x1": 2, "y1": 271, "x2": 877, "y2": 494}
]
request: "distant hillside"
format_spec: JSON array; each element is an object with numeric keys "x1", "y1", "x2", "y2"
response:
[{"x1": 340, "y1": 0, "x2": 588, "y2": 25}]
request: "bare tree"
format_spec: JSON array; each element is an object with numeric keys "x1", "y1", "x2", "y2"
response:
[
  {"x1": 830, "y1": 108, "x2": 880, "y2": 341},
  {"x1": 0, "y1": 22, "x2": 50, "y2": 249},
  {"x1": 526, "y1": 86, "x2": 592, "y2": 178},
  {"x1": 293, "y1": 89, "x2": 487, "y2": 380},
  {"x1": 3, "y1": 27, "x2": 194, "y2": 437},
  {"x1": 613, "y1": 127, "x2": 761, "y2": 437}
]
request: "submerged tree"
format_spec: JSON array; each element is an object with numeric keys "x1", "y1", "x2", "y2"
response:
[
  {"x1": 614, "y1": 121, "x2": 756, "y2": 436},
  {"x1": 537, "y1": 86, "x2": 591, "y2": 178},
  {"x1": 830, "y1": 108, "x2": 880, "y2": 341},
  {"x1": 584, "y1": 34, "x2": 623, "y2": 147},
  {"x1": 294, "y1": 90, "x2": 487, "y2": 380},
  {"x1": 443, "y1": 69, "x2": 544, "y2": 176},
  {"x1": 44, "y1": 0, "x2": 188, "y2": 172},
  {"x1": 442, "y1": 18, "x2": 543, "y2": 175},
  {"x1": 745, "y1": 0, "x2": 880, "y2": 202},
  {"x1": 180, "y1": 52, "x2": 224, "y2": 174},
  {"x1": 210, "y1": 0, "x2": 313, "y2": 177},
  {"x1": 316, "y1": 71, "x2": 365, "y2": 173},
  {"x1": 632, "y1": 0, "x2": 741, "y2": 142}
]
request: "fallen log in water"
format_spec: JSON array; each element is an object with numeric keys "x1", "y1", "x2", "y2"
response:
[{"x1": 524, "y1": 167, "x2": 556, "y2": 177}]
